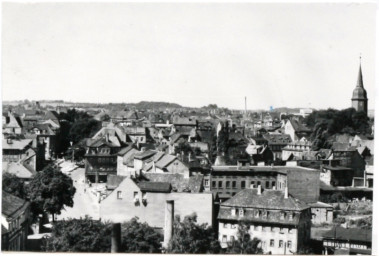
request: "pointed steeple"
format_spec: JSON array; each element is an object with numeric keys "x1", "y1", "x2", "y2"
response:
[{"x1": 356, "y1": 55, "x2": 364, "y2": 88}]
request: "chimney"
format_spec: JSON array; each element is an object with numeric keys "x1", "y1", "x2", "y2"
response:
[
  {"x1": 163, "y1": 200, "x2": 174, "y2": 249},
  {"x1": 111, "y1": 223, "x2": 121, "y2": 253},
  {"x1": 257, "y1": 185, "x2": 262, "y2": 195},
  {"x1": 284, "y1": 187, "x2": 288, "y2": 199},
  {"x1": 153, "y1": 161, "x2": 156, "y2": 172},
  {"x1": 106, "y1": 133, "x2": 109, "y2": 142}
]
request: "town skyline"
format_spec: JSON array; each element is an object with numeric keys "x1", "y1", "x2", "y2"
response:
[{"x1": 2, "y1": 2, "x2": 376, "y2": 110}]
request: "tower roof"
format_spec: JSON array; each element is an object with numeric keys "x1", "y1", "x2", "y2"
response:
[{"x1": 352, "y1": 58, "x2": 367, "y2": 100}]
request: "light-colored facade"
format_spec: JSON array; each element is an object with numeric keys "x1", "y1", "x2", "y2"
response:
[{"x1": 218, "y1": 187, "x2": 312, "y2": 254}]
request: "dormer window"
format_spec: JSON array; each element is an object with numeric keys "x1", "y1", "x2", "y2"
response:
[{"x1": 239, "y1": 209, "x2": 244, "y2": 217}]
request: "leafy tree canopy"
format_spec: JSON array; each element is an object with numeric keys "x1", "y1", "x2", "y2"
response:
[
  {"x1": 167, "y1": 213, "x2": 221, "y2": 254},
  {"x1": 121, "y1": 217, "x2": 162, "y2": 253},
  {"x1": 2, "y1": 173, "x2": 26, "y2": 199},
  {"x1": 27, "y1": 165, "x2": 76, "y2": 220},
  {"x1": 226, "y1": 220, "x2": 262, "y2": 254},
  {"x1": 42, "y1": 216, "x2": 112, "y2": 252}
]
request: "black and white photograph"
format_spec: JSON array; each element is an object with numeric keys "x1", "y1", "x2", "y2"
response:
[{"x1": 1, "y1": 1, "x2": 377, "y2": 254}]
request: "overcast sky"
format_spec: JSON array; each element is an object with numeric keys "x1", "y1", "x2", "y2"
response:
[{"x1": 2, "y1": 2, "x2": 377, "y2": 111}]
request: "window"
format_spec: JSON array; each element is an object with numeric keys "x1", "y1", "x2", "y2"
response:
[
  {"x1": 272, "y1": 181, "x2": 276, "y2": 188},
  {"x1": 226, "y1": 181, "x2": 230, "y2": 188},
  {"x1": 271, "y1": 226, "x2": 275, "y2": 232},
  {"x1": 218, "y1": 181, "x2": 223, "y2": 188},
  {"x1": 232, "y1": 181, "x2": 236, "y2": 188},
  {"x1": 133, "y1": 191, "x2": 138, "y2": 201},
  {"x1": 239, "y1": 209, "x2": 244, "y2": 217},
  {"x1": 270, "y1": 240, "x2": 275, "y2": 247},
  {"x1": 231, "y1": 224, "x2": 237, "y2": 229},
  {"x1": 142, "y1": 192, "x2": 147, "y2": 200},
  {"x1": 230, "y1": 236, "x2": 235, "y2": 243},
  {"x1": 212, "y1": 181, "x2": 216, "y2": 188},
  {"x1": 254, "y1": 225, "x2": 259, "y2": 231},
  {"x1": 255, "y1": 210, "x2": 260, "y2": 218},
  {"x1": 289, "y1": 213, "x2": 293, "y2": 221},
  {"x1": 223, "y1": 223, "x2": 228, "y2": 228},
  {"x1": 251, "y1": 181, "x2": 255, "y2": 188},
  {"x1": 288, "y1": 228, "x2": 293, "y2": 234},
  {"x1": 262, "y1": 211, "x2": 267, "y2": 219},
  {"x1": 232, "y1": 192, "x2": 236, "y2": 196},
  {"x1": 280, "y1": 212, "x2": 286, "y2": 220},
  {"x1": 222, "y1": 235, "x2": 227, "y2": 243},
  {"x1": 280, "y1": 227, "x2": 285, "y2": 233},
  {"x1": 288, "y1": 241, "x2": 292, "y2": 249},
  {"x1": 117, "y1": 191, "x2": 122, "y2": 199},
  {"x1": 266, "y1": 181, "x2": 270, "y2": 188},
  {"x1": 231, "y1": 208, "x2": 236, "y2": 216},
  {"x1": 241, "y1": 181, "x2": 246, "y2": 188},
  {"x1": 204, "y1": 179, "x2": 209, "y2": 186},
  {"x1": 279, "y1": 240, "x2": 283, "y2": 248},
  {"x1": 257, "y1": 181, "x2": 261, "y2": 186}
]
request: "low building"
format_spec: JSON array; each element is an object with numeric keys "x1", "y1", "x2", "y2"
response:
[
  {"x1": 322, "y1": 227, "x2": 372, "y2": 255},
  {"x1": 308, "y1": 201, "x2": 333, "y2": 225},
  {"x1": 1, "y1": 191, "x2": 31, "y2": 251},
  {"x1": 100, "y1": 174, "x2": 213, "y2": 229},
  {"x1": 218, "y1": 187, "x2": 312, "y2": 254},
  {"x1": 263, "y1": 134, "x2": 292, "y2": 160},
  {"x1": 320, "y1": 164, "x2": 354, "y2": 187},
  {"x1": 282, "y1": 140, "x2": 312, "y2": 161}
]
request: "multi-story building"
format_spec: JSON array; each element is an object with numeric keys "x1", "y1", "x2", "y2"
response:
[
  {"x1": 262, "y1": 134, "x2": 292, "y2": 160},
  {"x1": 209, "y1": 165, "x2": 320, "y2": 203},
  {"x1": 2, "y1": 139, "x2": 34, "y2": 163},
  {"x1": 85, "y1": 135, "x2": 122, "y2": 183},
  {"x1": 281, "y1": 140, "x2": 312, "y2": 161},
  {"x1": 1, "y1": 191, "x2": 31, "y2": 251},
  {"x1": 218, "y1": 187, "x2": 312, "y2": 254}
]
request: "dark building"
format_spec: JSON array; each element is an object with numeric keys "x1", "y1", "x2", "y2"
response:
[
  {"x1": 209, "y1": 165, "x2": 320, "y2": 203},
  {"x1": 1, "y1": 192, "x2": 31, "y2": 251}
]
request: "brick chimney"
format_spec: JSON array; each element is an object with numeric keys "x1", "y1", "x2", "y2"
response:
[{"x1": 284, "y1": 187, "x2": 288, "y2": 199}]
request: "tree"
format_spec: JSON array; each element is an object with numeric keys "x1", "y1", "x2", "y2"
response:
[
  {"x1": 2, "y1": 173, "x2": 26, "y2": 199},
  {"x1": 42, "y1": 216, "x2": 112, "y2": 252},
  {"x1": 217, "y1": 122, "x2": 229, "y2": 155},
  {"x1": 226, "y1": 220, "x2": 262, "y2": 254},
  {"x1": 27, "y1": 165, "x2": 76, "y2": 221},
  {"x1": 121, "y1": 217, "x2": 162, "y2": 253},
  {"x1": 167, "y1": 213, "x2": 221, "y2": 254}
]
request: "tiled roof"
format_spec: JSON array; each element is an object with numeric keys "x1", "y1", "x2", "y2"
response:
[
  {"x1": 106, "y1": 175, "x2": 126, "y2": 190},
  {"x1": 2, "y1": 191, "x2": 30, "y2": 219},
  {"x1": 134, "y1": 150, "x2": 157, "y2": 160},
  {"x1": 155, "y1": 154, "x2": 177, "y2": 169},
  {"x1": 138, "y1": 182, "x2": 171, "y2": 193},
  {"x1": 3, "y1": 162, "x2": 36, "y2": 179},
  {"x1": 117, "y1": 144, "x2": 135, "y2": 156},
  {"x1": 122, "y1": 127, "x2": 146, "y2": 135},
  {"x1": 308, "y1": 201, "x2": 333, "y2": 208},
  {"x1": 2, "y1": 139, "x2": 32, "y2": 150},
  {"x1": 123, "y1": 148, "x2": 140, "y2": 166},
  {"x1": 263, "y1": 134, "x2": 292, "y2": 145},
  {"x1": 289, "y1": 119, "x2": 311, "y2": 132},
  {"x1": 221, "y1": 188, "x2": 309, "y2": 211},
  {"x1": 143, "y1": 173, "x2": 203, "y2": 193},
  {"x1": 322, "y1": 227, "x2": 372, "y2": 242}
]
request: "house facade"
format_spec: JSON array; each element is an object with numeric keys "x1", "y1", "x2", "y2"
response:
[{"x1": 218, "y1": 187, "x2": 312, "y2": 254}]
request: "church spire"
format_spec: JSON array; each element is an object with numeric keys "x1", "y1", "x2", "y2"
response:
[{"x1": 356, "y1": 55, "x2": 364, "y2": 88}]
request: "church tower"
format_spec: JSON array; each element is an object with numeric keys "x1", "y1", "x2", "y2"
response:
[{"x1": 351, "y1": 57, "x2": 368, "y2": 114}]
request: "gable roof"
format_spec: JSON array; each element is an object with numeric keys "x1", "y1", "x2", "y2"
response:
[
  {"x1": 2, "y1": 139, "x2": 32, "y2": 150},
  {"x1": 106, "y1": 175, "x2": 126, "y2": 190},
  {"x1": 3, "y1": 162, "x2": 36, "y2": 179},
  {"x1": 221, "y1": 188, "x2": 309, "y2": 211},
  {"x1": 288, "y1": 119, "x2": 311, "y2": 133},
  {"x1": 2, "y1": 191, "x2": 30, "y2": 219}
]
